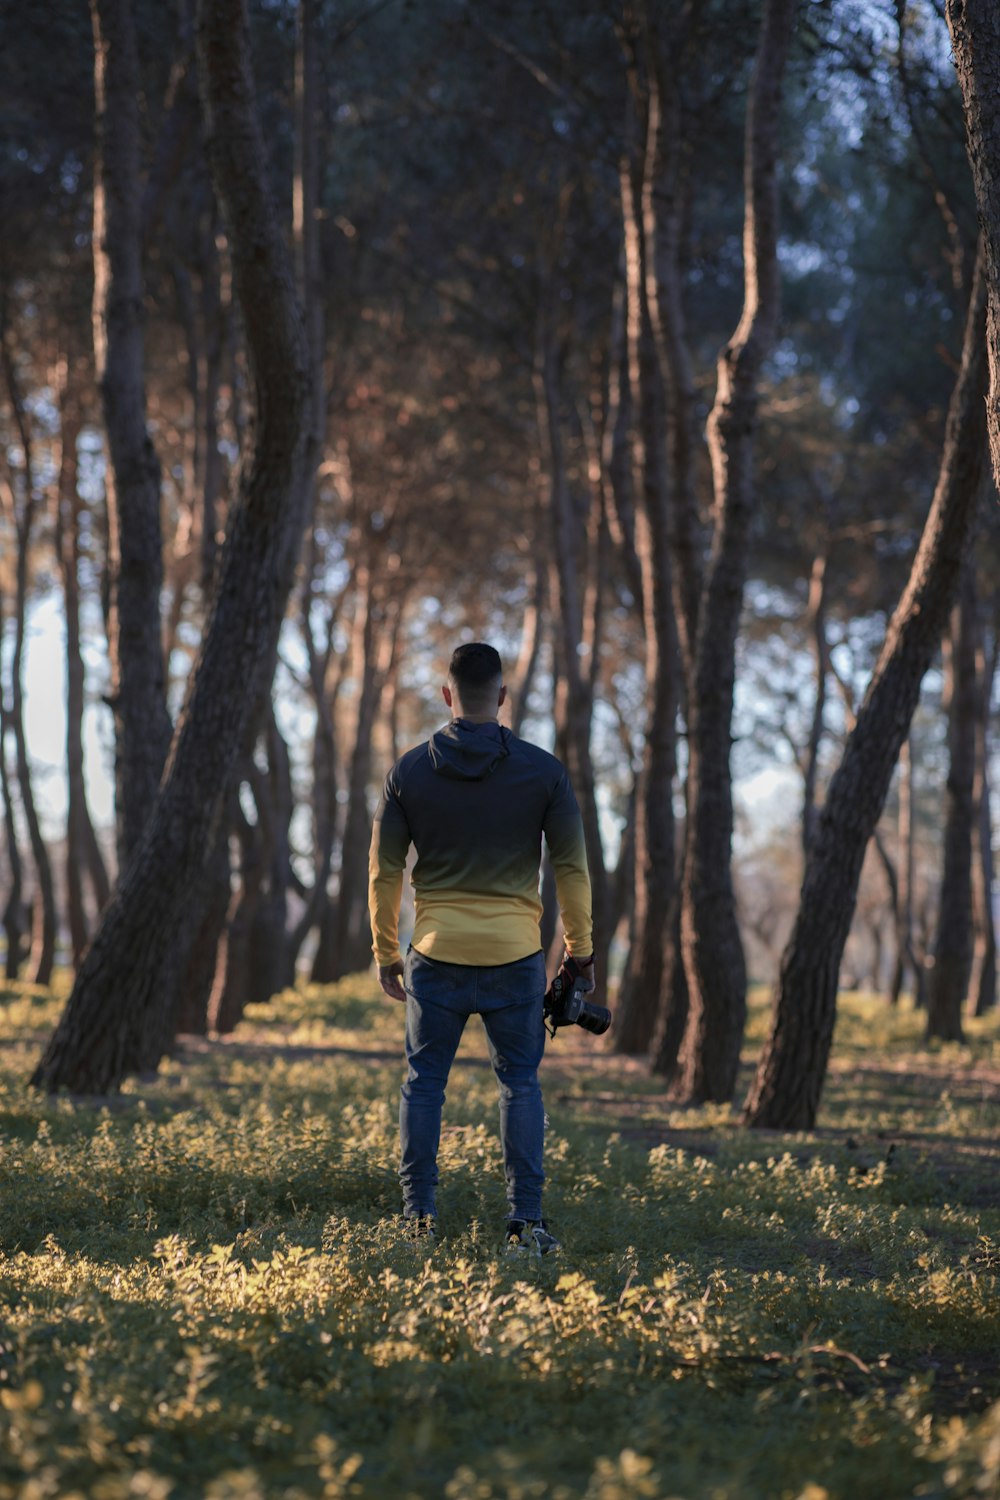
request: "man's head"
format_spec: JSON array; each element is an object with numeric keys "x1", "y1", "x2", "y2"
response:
[{"x1": 442, "y1": 641, "x2": 507, "y2": 721}]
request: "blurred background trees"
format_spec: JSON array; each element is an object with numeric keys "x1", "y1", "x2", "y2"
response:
[{"x1": 0, "y1": 0, "x2": 996, "y2": 1113}]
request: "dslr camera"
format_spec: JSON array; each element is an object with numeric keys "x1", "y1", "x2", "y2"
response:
[{"x1": 544, "y1": 955, "x2": 612, "y2": 1038}]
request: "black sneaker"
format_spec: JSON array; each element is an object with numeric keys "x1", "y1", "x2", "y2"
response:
[
  {"x1": 505, "y1": 1218, "x2": 559, "y2": 1256},
  {"x1": 402, "y1": 1213, "x2": 437, "y2": 1244}
]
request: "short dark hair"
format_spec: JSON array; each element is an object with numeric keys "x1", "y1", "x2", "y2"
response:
[{"x1": 448, "y1": 642, "x2": 503, "y2": 703}]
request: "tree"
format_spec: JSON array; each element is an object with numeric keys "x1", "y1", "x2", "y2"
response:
[
  {"x1": 926, "y1": 561, "x2": 978, "y2": 1039},
  {"x1": 947, "y1": 0, "x2": 1000, "y2": 492},
  {"x1": 90, "y1": 0, "x2": 173, "y2": 865},
  {"x1": 744, "y1": 246, "x2": 987, "y2": 1130},
  {"x1": 674, "y1": 0, "x2": 799, "y2": 1103},
  {"x1": 32, "y1": 0, "x2": 314, "y2": 1093}
]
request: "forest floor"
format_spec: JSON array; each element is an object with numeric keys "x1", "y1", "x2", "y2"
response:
[{"x1": 0, "y1": 977, "x2": 998, "y2": 1499}]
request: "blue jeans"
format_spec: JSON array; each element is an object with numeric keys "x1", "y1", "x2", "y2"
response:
[{"x1": 399, "y1": 947, "x2": 547, "y2": 1221}]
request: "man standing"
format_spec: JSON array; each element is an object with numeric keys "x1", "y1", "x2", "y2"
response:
[{"x1": 368, "y1": 642, "x2": 594, "y2": 1253}]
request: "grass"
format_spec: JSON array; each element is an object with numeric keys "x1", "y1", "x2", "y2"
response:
[{"x1": 0, "y1": 978, "x2": 998, "y2": 1499}]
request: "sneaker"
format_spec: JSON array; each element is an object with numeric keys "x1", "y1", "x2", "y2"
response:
[
  {"x1": 505, "y1": 1218, "x2": 559, "y2": 1256},
  {"x1": 402, "y1": 1213, "x2": 437, "y2": 1244}
]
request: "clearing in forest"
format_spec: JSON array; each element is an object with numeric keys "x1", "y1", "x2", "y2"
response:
[{"x1": 0, "y1": 980, "x2": 998, "y2": 1499}]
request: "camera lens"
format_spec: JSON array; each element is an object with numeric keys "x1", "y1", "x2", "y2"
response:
[{"x1": 577, "y1": 1001, "x2": 612, "y2": 1036}]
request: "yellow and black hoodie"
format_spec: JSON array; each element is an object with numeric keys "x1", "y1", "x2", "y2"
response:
[{"x1": 368, "y1": 718, "x2": 593, "y2": 969}]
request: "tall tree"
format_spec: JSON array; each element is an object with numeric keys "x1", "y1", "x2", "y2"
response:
[
  {"x1": 90, "y1": 0, "x2": 173, "y2": 864},
  {"x1": 926, "y1": 562, "x2": 978, "y2": 1040},
  {"x1": 744, "y1": 246, "x2": 988, "y2": 1130},
  {"x1": 674, "y1": 0, "x2": 798, "y2": 1103},
  {"x1": 32, "y1": 0, "x2": 314, "y2": 1093},
  {"x1": 611, "y1": 58, "x2": 679, "y2": 1053},
  {"x1": 0, "y1": 321, "x2": 58, "y2": 984},
  {"x1": 947, "y1": 0, "x2": 1000, "y2": 494},
  {"x1": 55, "y1": 352, "x2": 111, "y2": 965}
]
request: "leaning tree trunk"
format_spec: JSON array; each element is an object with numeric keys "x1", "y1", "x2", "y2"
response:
[
  {"x1": 90, "y1": 0, "x2": 173, "y2": 865},
  {"x1": 674, "y1": 0, "x2": 798, "y2": 1103},
  {"x1": 926, "y1": 563, "x2": 978, "y2": 1041},
  {"x1": 744, "y1": 247, "x2": 988, "y2": 1130},
  {"x1": 31, "y1": 0, "x2": 314, "y2": 1094}
]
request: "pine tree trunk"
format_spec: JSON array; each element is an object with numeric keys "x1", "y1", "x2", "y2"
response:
[
  {"x1": 888, "y1": 738, "x2": 917, "y2": 1006},
  {"x1": 613, "y1": 133, "x2": 678, "y2": 1055},
  {"x1": 948, "y1": 0, "x2": 1000, "y2": 495},
  {"x1": 538, "y1": 338, "x2": 610, "y2": 985},
  {"x1": 90, "y1": 0, "x2": 173, "y2": 864},
  {"x1": 675, "y1": 0, "x2": 798, "y2": 1103},
  {"x1": 969, "y1": 629, "x2": 998, "y2": 1014},
  {"x1": 31, "y1": 0, "x2": 314, "y2": 1094},
  {"x1": 1, "y1": 334, "x2": 58, "y2": 986},
  {"x1": 56, "y1": 359, "x2": 112, "y2": 967},
  {"x1": 927, "y1": 566, "x2": 978, "y2": 1040},
  {"x1": 744, "y1": 249, "x2": 988, "y2": 1130},
  {"x1": 0, "y1": 690, "x2": 28, "y2": 979}
]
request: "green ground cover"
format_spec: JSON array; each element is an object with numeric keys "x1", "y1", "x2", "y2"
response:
[{"x1": 1, "y1": 979, "x2": 998, "y2": 1499}]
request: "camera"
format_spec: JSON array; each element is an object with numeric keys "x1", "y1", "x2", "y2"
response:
[{"x1": 544, "y1": 963, "x2": 612, "y2": 1038}]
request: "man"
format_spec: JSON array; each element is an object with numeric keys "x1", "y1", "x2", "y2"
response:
[{"x1": 368, "y1": 641, "x2": 594, "y2": 1253}]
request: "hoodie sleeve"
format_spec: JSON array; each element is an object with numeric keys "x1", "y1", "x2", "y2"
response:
[
  {"x1": 368, "y1": 767, "x2": 411, "y2": 967},
  {"x1": 542, "y1": 767, "x2": 593, "y2": 958}
]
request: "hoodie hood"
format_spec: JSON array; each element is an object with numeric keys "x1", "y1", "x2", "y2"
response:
[{"x1": 427, "y1": 719, "x2": 512, "y2": 781}]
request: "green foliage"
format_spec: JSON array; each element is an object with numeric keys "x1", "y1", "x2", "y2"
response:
[{"x1": 0, "y1": 979, "x2": 998, "y2": 1498}]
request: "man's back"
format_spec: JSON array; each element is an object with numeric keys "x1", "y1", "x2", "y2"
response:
[{"x1": 369, "y1": 718, "x2": 592, "y2": 968}]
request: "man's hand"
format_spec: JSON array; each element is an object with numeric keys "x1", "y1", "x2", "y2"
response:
[
  {"x1": 559, "y1": 952, "x2": 596, "y2": 995},
  {"x1": 378, "y1": 960, "x2": 406, "y2": 1003}
]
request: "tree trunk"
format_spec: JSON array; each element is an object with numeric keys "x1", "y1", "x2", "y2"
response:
[
  {"x1": 744, "y1": 247, "x2": 988, "y2": 1130},
  {"x1": 1, "y1": 331, "x2": 58, "y2": 986},
  {"x1": 888, "y1": 737, "x2": 921, "y2": 1006},
  {"x1": 0, "y1": 692, "x2": 28, "y2": 980},
  {"x1": 328, "y1": 572, "x2": 403, "y2": 980},
  {"x1": 31, "y1": 0, "x2": 314, "y2": 1094},
  {"x1": 245, "y1": 711, "x2": 293, "y2": 1004},
  {"x1": 56, "y1": 357, "x2": 112, "y2": 967},
  {"x1": 613, "y1": 126, "x2": 678, "y2": 1054},
  {"x1": 675, "y1": 0, "x2": 798, "y2": 1103},
  {"x1": 90, "y1": 0, "x2": 173, "y2": 864},
  {"x1": 802, "y1": 549, "x2": 831, "y2": 855},
  {"x1": 926, "y1": 564, "x2": 978, "y2": 1040},
  {"x1": 969, "y1": 622, "x2": 998, "y2": 1014},
  {"x1": 537, "y1": 336, "x2": 610, "y2": 987},
  {"x1": 948, "y1": 0, "x2": 1000, "y2": 495}
]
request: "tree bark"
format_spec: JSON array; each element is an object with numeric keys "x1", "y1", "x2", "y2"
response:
[
  {"x1": 926, "y1": 564, "x2": 978, "y2": 1040},
  {"x1": 1, "y1": 330, "x2": 59, "y2": 986},
  {"x1": 613, "y1": 127, "x2": 678, "y2": 1054},
  {"x1": 948, "y1": 0, "x2": 1000, "y2": 496},
  {"x1": 327, "y1": 569, "x2": 403, "y2": 980},
  {"x1": 31, "y1": 0, "x2": 314, "y2": 1094},
  {"x1": 55, "y1": 357, "x2": 112, "y2": 967},
  {"x1": 675, "y1": 0, "x2": 798, "y2": 1103},
  {"x1": 969, "y1": 620, "x2": 998, "y2": 1014},
  {"x1": 537, "y1": 334, "x2": 611, "y2": 987},
  {"x1": 744, "y1": 247, "x2": 988, "y2": 1130},
  {"x1": 90, "y1": 0, "x2": 173, "y2": 864},
  {"x1": 0, "y1": 683, "x2": 28, "y2": 980}
]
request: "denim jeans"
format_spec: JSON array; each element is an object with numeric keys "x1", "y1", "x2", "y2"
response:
[{"x1": 399, "y1": 947, "x2": 547, "y2": 1221}]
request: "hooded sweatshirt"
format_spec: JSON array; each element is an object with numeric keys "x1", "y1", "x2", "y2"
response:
[{"x1": 368, "y1": 718, "x2": 593, "y2": 968}]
